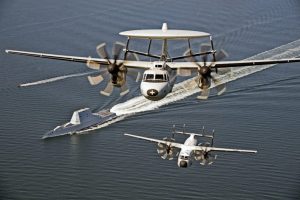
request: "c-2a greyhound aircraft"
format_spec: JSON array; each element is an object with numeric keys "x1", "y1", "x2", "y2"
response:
[
  {"x1": 6, "y1": 23, "x2": 300, "y2": 100},
  {"x1": 124, "y1": 125, "x2": 257, "y2": 168}
]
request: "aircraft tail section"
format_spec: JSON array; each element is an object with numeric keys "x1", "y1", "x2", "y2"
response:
[{"x1": 172, "y1": 124, "x2": 214, "y2": 139}]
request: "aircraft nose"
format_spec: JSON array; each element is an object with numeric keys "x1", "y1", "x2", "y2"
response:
[
  {"x1": 147, "y1": 89, "x2": 158, "y2": 96},
  {"x1": 179, "y1": 160, "x2": 188, "y2": 168}
]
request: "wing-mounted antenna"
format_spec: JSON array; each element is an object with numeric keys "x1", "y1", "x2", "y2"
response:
[
  {"x1": 194, "y1": 127, "x2": 217, "y2": 165},
  {"x1": 172, "y1": 124, "x2": 176, "y2": 139},
  {"x1": 211, "y1": 129, "x2": 215, "y2": 146},
  {"x1": 162, "y1": 23, "x2": 168, "y2": 32},
  {"x1": 210, "y1": 36, "x2": 217, "y2": 73},
  {"x1": 173, "y1": 124, "x2": 213, "y2": 138},
  {"x1": 199, "y1": 126, "x2": 214, "y2": 139},
  {"x1": 202, "y1": 126, "x2": 205, "y2": 134}
]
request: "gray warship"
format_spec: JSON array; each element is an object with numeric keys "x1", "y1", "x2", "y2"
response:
[{"x1": 43, "y1": 108, "x2": 117, "y2": 139}]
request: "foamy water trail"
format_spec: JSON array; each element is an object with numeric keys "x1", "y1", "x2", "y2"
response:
[
  {"x1": 76, "y1": 115, "x2": 127, "y2": 135},
  {"x1": 19, "y1": 71, "x2": 95, "y2": 87},
  {"x1": 111, "y1": 39, "x2": 300, "y2": 115},
  {"x1": 44, "y1": 39, "x2": 300, "y2": 136}
]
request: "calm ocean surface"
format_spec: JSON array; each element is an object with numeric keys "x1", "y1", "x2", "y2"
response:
[{"x1": 1, "y1": 0, "x2": 300, "y2": 199}]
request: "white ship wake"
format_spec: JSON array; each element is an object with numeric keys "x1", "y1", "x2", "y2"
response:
[{"x1": 44, "y1": 39, "x2": 300, "y2": 138}]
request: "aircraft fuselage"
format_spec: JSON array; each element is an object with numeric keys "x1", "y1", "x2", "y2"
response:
[
  {"x1": 140, "y1": 62, "x2": 177, "y2": 101},
  {"x1": 177, "y1": 134, "x2": 197, "y2": 168}
]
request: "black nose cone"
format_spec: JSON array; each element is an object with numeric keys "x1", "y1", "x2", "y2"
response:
[
  {"x1": 179, "y1": 160, "x2": 188, "y2": 168},
  {"x1": 147, "y1": 89, "x2": 158, "y2": 96}
]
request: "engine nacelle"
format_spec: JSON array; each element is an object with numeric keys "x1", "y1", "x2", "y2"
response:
[
  {"x1": 196, "y1": 74, "x2": 211, "y2": 90},
  {"x1": 111, "y1": 65, "x2": 127, "y2": 87}
]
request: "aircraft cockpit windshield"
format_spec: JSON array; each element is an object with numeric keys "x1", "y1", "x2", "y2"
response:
[
  {"x1": 180, "y1": 155, "x2": 189, "y2": 160},
  {"x1": 143, "y1": 73, "x2": 168, "y2": 82}
]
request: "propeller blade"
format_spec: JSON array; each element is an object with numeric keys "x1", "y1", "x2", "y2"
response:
[
  {"x1": 197, "y1": 88, "x2": 210, "y2": 100},
  {"x1": 120, "y1": 84, "x2": 129, "y2": 96},
  {"x1": 127, "y1": 70, "x2": 142, "y2": 82},
  {"x1": 211, "y1": 75, "x2": 226, "y2": 95},
  {"x1": 87, "y1": 74, "x2": 104, "y2": 85},
  {"x1": 135, "y1": 71, "x2": 142, "y2": 82},
  {"x1": 215, "y1": 49, "x2": 228, "y2": 61},
  {"x1": 206, "y1": 154, "x2": 217, "y2": 165},
  {"x1": 199, "y1": 76, "x2": 211, "y2": 89},
  {"x1": 214, "y1": 49, "x2": 228, "y2": 73},
  {"x1": 113, "y1": 42, "x2": 125, "y2": 60},
  {"x1": 157, "y1": 143, "x2": 167, "y2": 151},
  {"x1": 162, "y1": 153, "x2": 168, "y2": 160},
  {"x1": 201, "y1": 44, "x2": 211, "y2": 66},
  {"x1": 200, "y1": 160, "x2": 208, "y2": 166},
  {"x1": 166, "y1": 155, "x2": 174, "y2": 160},
  {"x1": 201, "y1": 44, "x2": 211, "y2": 53},
  {"x1": 215, "y1": 84, "x2": 226, "y2": 95},
  {"x1": 86, "y1": 57, "x2": 100, "y2": 70},
  {"x1": 157, "y1": 143, "x2": 165, "y2": 148},
  {"x1": 202, "y1": 55, "x2": 207, "y2": 67},
  {"x1": 183, "y1": 49, "x2": 196, "y2": 62},
  {"x1": 157, "y1": 148, "x2": 166, "y2": 154},
  {"x1": 100, "y1": 81, "x2": 114, "y2": 96},
  {"x1": 197, "y1": 156, "x2": 205, "y2": 162},
  {"x1": 96, "y1": 43, "x2": 110, "y2": 63},
  {"x1": 125, "y1": 53, "x2": 141, "y2": 82},
  {"x1": 126, "y1": 52, "x2": 139, "y2": 61}
]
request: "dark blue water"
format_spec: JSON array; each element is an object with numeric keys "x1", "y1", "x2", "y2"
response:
[{"x1": 1, "y1": 0, "x2": 300, "y2": 199}]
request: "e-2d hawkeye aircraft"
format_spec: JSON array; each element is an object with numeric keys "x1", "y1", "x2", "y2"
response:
[
  {"x1": 124, "y1": 125, "x2": 257, "y2": 168},
  {"x1": 6, "y1": 23, "x2": 300, "y2": 100}
]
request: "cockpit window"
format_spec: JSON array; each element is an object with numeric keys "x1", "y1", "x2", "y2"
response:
[
  {"x1": 143, "y1": 73, "x2": 167, "y2": 82},
  {"x1": 145, "y1": 74, "x2": 154, "y2": 80},
  {"x1": 155, "y1": 74, "x2": 164, "y2": 80},
  {"x1": 180, "y1": 155, "x2": 189, "y2": 160}
]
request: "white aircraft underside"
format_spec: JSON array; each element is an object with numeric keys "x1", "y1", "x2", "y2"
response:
[{"x1": 124, "y1": 129, "x2": 257, "y2": 168}]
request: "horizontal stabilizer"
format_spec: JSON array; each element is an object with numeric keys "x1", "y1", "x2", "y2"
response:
[{"x1": 174, "y1": 131, "x2": 213, "y2": 138}]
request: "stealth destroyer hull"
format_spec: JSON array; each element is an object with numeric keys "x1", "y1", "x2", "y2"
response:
[{"x1": 43, "y1": 108, "x2": 117, "y2": 139}]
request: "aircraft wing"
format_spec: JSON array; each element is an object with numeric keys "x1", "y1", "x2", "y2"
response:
[
  {"x1": 7, "y1": 49, "x2": 300, "y2": 70},
  {"x1": 167, "y1": 57, "x2": 300, "y2": 69},
  {"x1": 124, "y1": 133, "x2": 257, "y2": 154},
  {"x1": 192, "y1": 146, "x2": 257, "y2": 154},
  {"x1": 124, "y1": 133, "x2": 183, "y2": 149},
  {"x1": 5, "y1": 49, "x2": 152, "y2": 69},
  {"x1": 213, "y1": 58, "x2": 300, "y2": 68}
]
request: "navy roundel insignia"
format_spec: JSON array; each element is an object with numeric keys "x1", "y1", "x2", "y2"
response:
[{"x1": 147, "y1": 89, "x2": 158, "y2": 96}]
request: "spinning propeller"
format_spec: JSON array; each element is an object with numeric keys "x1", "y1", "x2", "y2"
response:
[
  {"x1": 87, "y1": 42, "x2": 140, "y2": 96},
  {"x1": 194, "y1": 128, "x2": 216, "y2": 165},
  {"x1": 194, "y1": 142, "x2": 217, "y2": 165},
  {"x1": 156, "y1": 137, "x2": 178, "y2": 160},
  {"x1": 184, "y1": 44, "x2": 229, "y2": 99}
]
